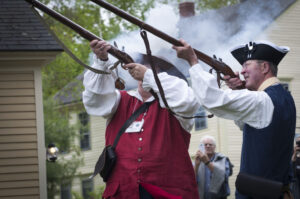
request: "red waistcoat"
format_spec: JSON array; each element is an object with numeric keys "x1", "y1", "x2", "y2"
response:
[{"x1": 102, "y1": 91, "x2": 199, "y2": 199}]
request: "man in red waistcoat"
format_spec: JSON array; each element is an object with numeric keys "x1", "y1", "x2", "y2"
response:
[{"x1": 82, "y1": 40, "x2": 200, "y2": 199}]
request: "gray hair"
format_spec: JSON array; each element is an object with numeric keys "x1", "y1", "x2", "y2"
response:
[{"x1": 200, "y1": 135, "x2": 216, "y2": 146}]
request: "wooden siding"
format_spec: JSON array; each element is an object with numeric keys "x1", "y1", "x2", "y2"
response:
[{"x1": 0, "y1": 71, "x2": 40, "y2": 198}]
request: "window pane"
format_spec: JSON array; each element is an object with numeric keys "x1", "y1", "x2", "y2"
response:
[
  {"x1": 194, "y1": 106, "x2": 207, "y2": 131},
  {"x1": 82, "y1": 178, "x2": 93, "y2": 199},
  {"x1": 80, "y1": 133, "x2": 90, "y2": 150},
  {"x1": 79, "y1": 112, "x2": 91, "y2": 150},
  {"x1": 61, "y1": 184, "x2": 71, "y2": 199},
  {"x1": 79, "y1": 112, "x2": 89, "y2": 125}
]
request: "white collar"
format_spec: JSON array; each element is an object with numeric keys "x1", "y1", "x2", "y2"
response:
[{"x1": 127, "y1": 89, "x2": 155, "y2": 102}]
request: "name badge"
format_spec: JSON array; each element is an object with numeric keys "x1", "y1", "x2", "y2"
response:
[{"x1": 125, "y1": 119, "x2": 144, "y2": 133}]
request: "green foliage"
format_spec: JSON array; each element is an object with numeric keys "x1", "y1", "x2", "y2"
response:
[
  {"x1": 87, "y1": 185, "x2": 105, "y2": 199},
  {"x1": 47, "y1": 154, "x2": 83, "y2": 199},
  {"x1": 72, "y1": 185, "x2": 105, "y2": 199},
  {"x1": 44, "y1": 98, "x2": 75, "y2": 152}
]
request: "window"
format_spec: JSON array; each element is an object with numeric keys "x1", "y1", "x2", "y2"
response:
[
  {"x1": 60, "y1": 184, "x2": 71, "y2": 199},
  {"x1": 194, "y1": 106, "x2": 207, "y2": 131},
  {"x1": 82, "y1": 178, "x2": 94, "y2": 199},
  {"x1": 79, "y1": 112, "x2": 91, "y2": 150}
]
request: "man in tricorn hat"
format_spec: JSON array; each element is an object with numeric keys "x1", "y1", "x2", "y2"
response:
[
  {"x1": 82, "y1": 40, "x2": 200, "y2": 199},
  {"x1": 173, "y1": 40, "x2": 296, "y2": 199}
]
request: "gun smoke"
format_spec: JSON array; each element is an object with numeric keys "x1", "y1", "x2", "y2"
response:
[{"x1": 98, "y1": 0, "x2": 282, "y2": 90}]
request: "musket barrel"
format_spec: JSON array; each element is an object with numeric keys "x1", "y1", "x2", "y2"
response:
[
  {"x1": 24, "y1": 0, "x2": 134, "y2": 64},
  {"x1": 90, "y1": 0, "x2": 236, "y2": 77}
]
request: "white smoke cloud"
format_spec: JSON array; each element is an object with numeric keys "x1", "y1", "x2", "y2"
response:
[
  {"x1": 107, "y1": 0, "x2": 281, "y2": 89},
  {"x1": 108, "y1": 3, "x2": 180, "y2": 90},
  {"x1": 110, "y1": 4, "x2": 178, "y2": 55}
]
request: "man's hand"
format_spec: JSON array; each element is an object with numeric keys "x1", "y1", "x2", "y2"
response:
[
  {"x1": 90, "y1": 40, "x2": 111, "y2": 61},
  {"x1": 172, "y1": 39, "x2": 198, "y2": 66},
  {"x1": 195, "y1": 150, "x2": 210, "y2": 164},
  {"x1": 292, "y1": 145, "x2": 300, "y2": 162},
  {"x1": 123, "y1": 63, "x2": 148, "y2": 81},
  {"x1": 223, "y1": 72, "x2": 244, "y2": 90}
]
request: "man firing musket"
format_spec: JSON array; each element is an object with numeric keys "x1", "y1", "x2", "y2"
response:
[
  {"x1": 173, "y1": 39, "x2": 295, "y2": 199},
  {"x1": 84, "y1": 38, "x2": 201, "y2": 198}
]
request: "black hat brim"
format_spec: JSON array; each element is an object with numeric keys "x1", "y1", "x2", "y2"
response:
[{"x1": 231, "y1": 41, "x2": 289, "y2": 66}]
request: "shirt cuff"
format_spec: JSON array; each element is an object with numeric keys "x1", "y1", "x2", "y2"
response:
[
  {"x1": 93, "y1": 54, "x2": 114, "y2": 71},
  {"x1": 142, "y1": 69, "x2": 155, "y2": 92}
]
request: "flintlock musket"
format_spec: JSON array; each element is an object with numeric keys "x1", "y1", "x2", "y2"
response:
[
  {"x1": 24, "y1": 0, "x2": 214, "y2": 118},
  {"x1": 90, "y1": 0, "x2": 239, "y2": 79}
]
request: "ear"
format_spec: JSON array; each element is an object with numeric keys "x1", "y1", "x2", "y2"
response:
[{"x1": 261, "y1": 62, "x2": 270, "y2": 75}]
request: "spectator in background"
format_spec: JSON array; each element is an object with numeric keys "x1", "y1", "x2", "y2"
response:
[{"x1": 194, "y1": 135, "x2": 233, "y2": 199}]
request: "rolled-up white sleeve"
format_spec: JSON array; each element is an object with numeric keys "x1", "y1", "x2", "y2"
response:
[
  {"x1": 142, "y1": 69, "x2": 201, "y2": 132},
  {"x1": 82, "y1": 55, "x2": 120, "y2": 118},
  {"x1": 189, "y1": 63, "x2": 274, "y2": 129}
]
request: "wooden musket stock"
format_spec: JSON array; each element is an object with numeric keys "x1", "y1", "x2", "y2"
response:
[
  {"x1": 24, "y1": 0, "x2": 134, "y2": 64},
  {"x1": 90, "y1": 0, "x2": 237, "y2": 78}
]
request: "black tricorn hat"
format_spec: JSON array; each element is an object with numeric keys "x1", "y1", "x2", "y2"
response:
[
  {"x1": 231, "y1": 41, "x2": 289, "y2": 66},
  {"x1": 132, "y1": 53, "x2": 188, "y2": 82}
]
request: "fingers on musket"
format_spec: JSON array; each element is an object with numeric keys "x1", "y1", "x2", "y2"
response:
[{"x1": 90, "y1": 40, "x2": 99, "y2": 47}]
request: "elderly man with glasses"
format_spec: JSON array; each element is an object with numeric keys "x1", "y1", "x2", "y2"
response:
[{"x1": 194, "y1": 135, "x2": 233, "y2": 199}]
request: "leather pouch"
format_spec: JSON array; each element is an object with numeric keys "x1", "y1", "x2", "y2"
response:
[
  {"x1": 93, "y1": 145, "x2": 116, "y2": 182},
  {"x1": 236, "y1": 172, "x2": 283, "y2": 199}
]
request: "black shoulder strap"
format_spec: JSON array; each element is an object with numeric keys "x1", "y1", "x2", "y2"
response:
[
  {"x1": 112, "y1": 101, "x2": 152, "y2": 149},
  {"x1": 139, "y1": 30, "x2": 213, "y2": 119}
]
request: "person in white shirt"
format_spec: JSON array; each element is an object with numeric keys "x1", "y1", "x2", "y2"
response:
[{"x1": 173, "y1": 39, "x2": 296, "y2": 199}]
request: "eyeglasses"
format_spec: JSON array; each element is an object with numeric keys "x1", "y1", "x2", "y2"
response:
[{"x1": 203, "y1": 143, "x2": 214, "y2": 147}]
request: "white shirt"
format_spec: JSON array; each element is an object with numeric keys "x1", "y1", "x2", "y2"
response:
[
  {"x1": 82, "y1": 55, "x2": 201, "y2": 132},
  {"x1": 189, "y1": 63, "x2": 274, "y2": 129}
]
